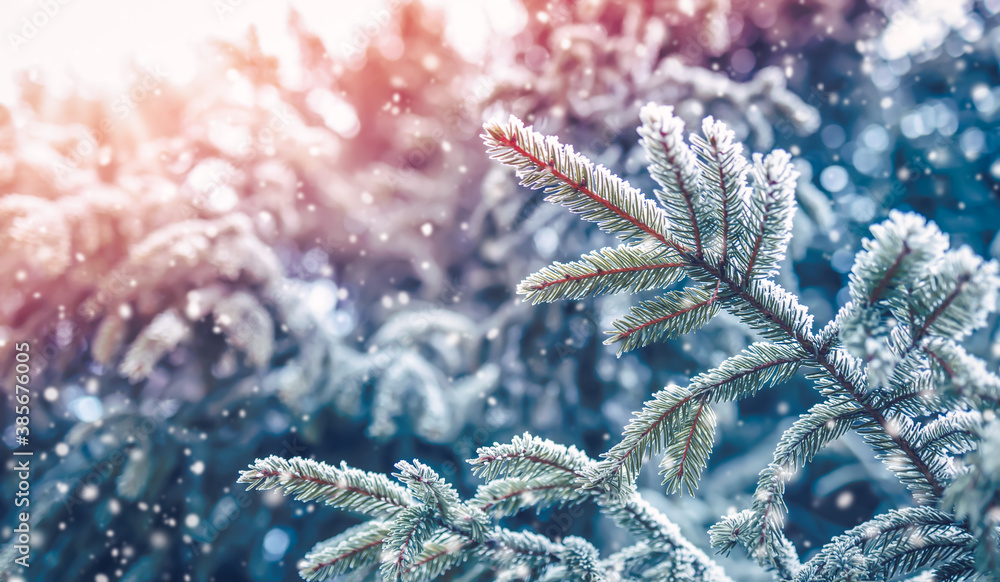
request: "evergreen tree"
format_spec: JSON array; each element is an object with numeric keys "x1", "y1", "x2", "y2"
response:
[{"x1": 240, "y1": 108, "x2": 1000, "y2": 581}]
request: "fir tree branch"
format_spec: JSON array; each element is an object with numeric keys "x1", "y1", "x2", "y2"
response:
[
  {"x1": 483, "y1": 528, "x2": 563, "y2": 572},
  {"x1": 539, "y1": 537, "x2": 604, "y2": 582},
  {"x1": 695, "y1": 342, "x2": 806, "y2": 403},
  {"x1": 401, "y1": 532, "x2": 469, "y2": 581},
  {"x1": 806, "y1": 349, "x2": 945, "y2": 500},
  {"x1": 942, "y1": 419, "x2": 1000, "y2": 578},
  {"x1": 918, "y1": 410, "x2": 982, "y2": 457},
  {"x1": 252, "y1": 456, "x2": 571, "y2": 580},
  {"x1": 472, "y1": 435, "x2": 734, "y2": 581},
  {"x1": 605, "y1": 285, "x2": 721, "y2": 354},
  {"x1": 690, "y1": 116, "x2": 751, "y2": 270},
  {"x1": 660, "y1": 394, "x2": 716, "y2": 495},
  {"x1": 468, "y1": 432, "x2": 590, "y2": 481},
  {"x1": 730, "y1": 280, "x2": 944, "y2": 501},
  {"x1": 482, "y1": 116, "x2": 683, "y2": 251},
  {"x1": 923, "y1": 338, "x2": 1000, "y2": 407},
  {"x1": 601, "y1": 495, "x2": 734, "y2": 582},
  {"x1": 638, "y1": 104, "x2": 713, "y2": 257},
  {"x1": 482, "y1": 113, "x2": 992, "y2": 577},
  {"x1": 867, "y1": 243, "x2": 909, "y2": 305},
  {"x1": 924, "y1": 556, "x2": 978, "y2": 582},
  {"x1": 395, "y1": 461, "x2": 491, "y2": 547},
  {"x1": 382, "y1": 505, "x2": 438, "y2": 581},
  {"x1": 238, "y1": 456, "x2": 412, "y2": 518},
  {"x1": 853, "y1": 409, "x2": 945, "y2": 504},
  {"x1": 907, "y1": 245, "x2": 999, "y2": 342},
  {"x1": 471, "y1": 477, "x2": 582, "y2": 517},
  {"x1": 847, "y1": 211, "x2": 948, "y2": 308},
  {"x1": 585, "y1": 383, "x2": 695, "y2": 491},
  {"x1": 518, "y1": 243, "x2": 686, "y2": 304},
  {"x1": 589, "y1": 342, "x2": 805, "y2": 492},
  {"x1": 395, "y1": 460, "x2": 466, "y2": 528},
  {"x1": 737, "y1": 151, "x2": 798, "y2": 283},
  {"x1": 793, "y1": 508, "x2": 974, "y2": 582},
  {"x1": 737, "y1": 397, "x2": 864, "y2": 559},
  {"x1": 720, "y1": 279, "x2": 815, "y2": 344},
  {"x1": 704, "y1": 189, "x2": 946, "y2": 503},
  {"x1": 299, "y1": 521, "x2": 388, "y2": 582}
]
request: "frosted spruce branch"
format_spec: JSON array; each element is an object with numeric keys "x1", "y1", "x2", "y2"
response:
[
  {"x1": 240, "y1": 436, "x2": 733, "y2": 582},
  {"x1": 482, "y1": 107, "x2": 999, "y2": 579},
  {"x1": 483, "y1": 108, "x2": 938, "y2": 500},
  {"x1": 239, "y1": 106, "x2": 999, "y2": 581}
]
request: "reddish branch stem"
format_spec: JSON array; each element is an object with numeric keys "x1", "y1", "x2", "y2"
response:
[
  {"x1": 616, "y1": 294, "x2": 717, "y2": 340},
  {"x1": 492, "y1": 132, "x2": 691, "y2": 256},
  {"x1": 474, "y1": 453, "x2": 582, "y2": 477},
  {"x1": 256, "y1": 469, "x2": 409, "y2": 510},
  {"x1": 914, "y1": 276, "x2": 968, "y2": 343},
  {"x1": 477, "y1": 483, "x2": 570, "y2": 511},
  {"x1": 868, "y1": 244, "x2": 910, "y2": 305},
  {"x1": 303, "y1": 538, "x2": 385, "y2": 576},
  {"x1": 743, "y1": 198, "x2": 773, "y2": 286},
  {"x1": 675, "y1": 396, "x2": 709, "y2": 488},
  {"x1": 499, "y1": 132, "x2": 946, "y2": 498},
  {"x1": 528, "y1": 262, "x2": 684, "y2": 291}
]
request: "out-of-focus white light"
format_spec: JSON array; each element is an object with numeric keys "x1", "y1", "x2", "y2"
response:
[
  {"x1": 69, "y1": 395, "x2": 103, "y2": 422},
  {"x1": 306, "y1": 88, "x2": 360, "y2": 139},
  {"x1": 209, "y1": 186, "x2": 239, "y2": 213},
  {"x1": 878, "y1": 0, "x2": 973, "y2": 60},
  {"x1": 263, "y1": 528, "x2": 292, "y2": 561},
  {"x1": 861, "y1": 125, "x2": 890, "y2": 152},
  {"x1": 1, "y1": 1, "x2": 417, "y2": 91},
  {"x1": 307, "y1": 280, "x2": 338, "y2": 316},
  {"x1": 819, "y1": 165, "x2": 849, "y2": 193},
  {"x1": 934, "y1": 102, "x2": 958, "y2": 135},
  {"x1": 422, "y1": 0, "x2": 525, "y2": 62},
  {"x1": 959, "y1": 127, "x2": 986, "y2": 159},
  {"x1": 989, "y1": 159, "x2": 1000, "y2": 180},
  {"x1": 821, "y1": 125, "x2": 846, "y2": 149},
  {"x1": 852, "y1": 148, "x2": 880, "y2": 176},
  {"x1": 533, "y1": 227, "x2": 559, "y2": 258}
]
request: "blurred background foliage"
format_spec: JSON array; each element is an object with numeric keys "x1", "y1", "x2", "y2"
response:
[{"x1": 0, "y1": 0, "x2": 999, "y2": 580}]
